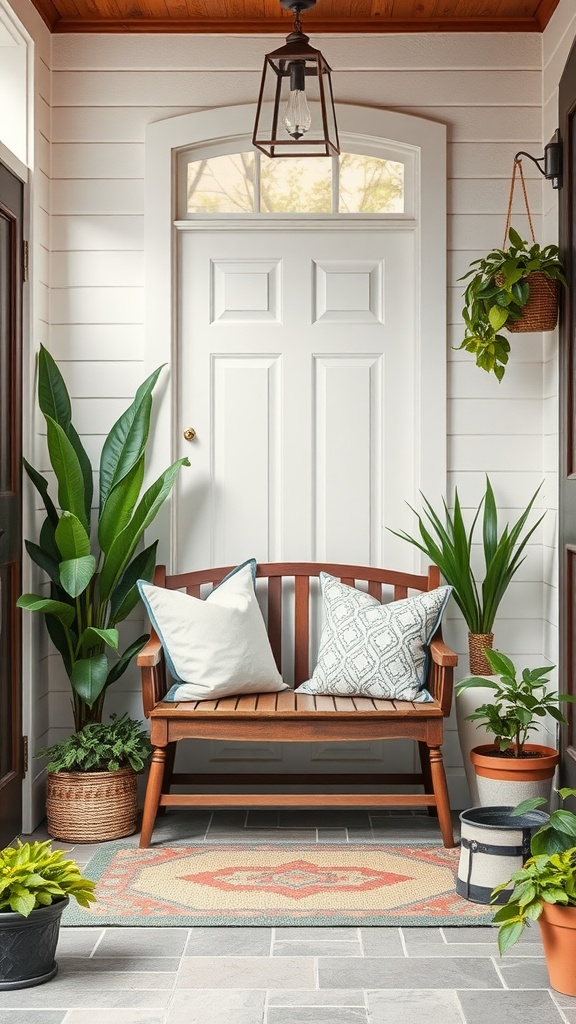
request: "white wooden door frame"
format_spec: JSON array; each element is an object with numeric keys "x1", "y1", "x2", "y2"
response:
[{"x1": 144, "y1": 103, "x2": 447, "y2": 571}]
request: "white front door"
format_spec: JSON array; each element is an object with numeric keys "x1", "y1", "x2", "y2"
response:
[{"x1": 177, "y1": 225, "x2": 417, "y2": 575}]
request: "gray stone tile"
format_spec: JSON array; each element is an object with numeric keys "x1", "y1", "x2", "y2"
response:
[
  {"x1": 167, "y1": 988, "x2": 265, "y2": 1023},
  {"x1": 442, "y1": 925, "x2": 539, "y2": 948},
  {"x1": 94, "y1": 928, "x2": 189, "y2": 957},
  {"x1": 359, "y1": 928, "x2": 404, "y2": 957},
  {"x1": 273, "y1": 941, "x2": 361, "y2": 957},
  {"x1": 184, "y1": 927, "x2": 271, "y2": 956},
  {"x1": 207, "y1": 811, "x2": 248, "y2": 831},
  {"x1": 274, "y1": 928, "x2": 358, "y2": 940},
  {"x1": 64, "y1": 1013, "x2": 167, "y2": 1024},
  {"x1": 318, "y1": 956, "x2": 502, "y2": 989},
  {"x1": 552, "y1": 991, "x2": 576, "y2": 1007},
  {"x1": 247, "y1": 810, "x2": 280, "y2": 827},
  {"x1": 457, "y1": 989, "x2": 565, "y2": 1024},
  {"x1": 61, "y1": 956, "x2": 180, "y2": 973},
  {"x1": 0, "y1": 1015, "x2": 66, "y2": 1024},
  {"x1": 317, "y1": 829, "x2": 348, "y2": 842},
  {"x1": 559, "y1": 1013, "x2": 576, "y2": 1023},
  {"x1": 176, "y1": 956, "x2": 315, "y2": 989},
  {"x1": 57, "y1": 928, "x2": 105, "y2": 956},
  {"x1": 497, "y1": 957, "x2": 553, "y2": 989},
  {"x1": 267, "y1": 1009, "x2": 367, "y2": 1023},
  {"x1": 203, "y1": 828, "x2": 317, "y2": 843},
  {"x1": 368, "y1": 989, "x2": 464, "y2": 1024},
  {"x1": 268, "y1": 991, "x2": 365, "y2": 1006},
  {"x1": 277, "y1": 811, "x2": 371, "y2": 829},
  {"x1": 0, "y1": 984, "x2": 171, "y2": 1010}
]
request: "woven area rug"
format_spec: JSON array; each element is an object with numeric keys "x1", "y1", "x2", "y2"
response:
[{"x1": 63, "y1": 843, "x2": 492, "y2": 927}]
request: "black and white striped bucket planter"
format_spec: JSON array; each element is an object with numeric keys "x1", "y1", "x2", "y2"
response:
[{"x1": 457, "y1": 805, "x2": 549, "y2": 905}]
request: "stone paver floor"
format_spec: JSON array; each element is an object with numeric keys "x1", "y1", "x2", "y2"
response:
[{"x1": 5, "y1": 810, "x2": 574, "y2": 1024}]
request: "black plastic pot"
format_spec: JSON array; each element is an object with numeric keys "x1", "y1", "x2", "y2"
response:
[{"x1": 0, "y1": 897, "x2": 69, "y2": 990}]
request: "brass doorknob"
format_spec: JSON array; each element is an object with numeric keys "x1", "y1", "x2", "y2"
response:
[{"x1": 183, "y1": 427, "x2": 197, "y2": 441}]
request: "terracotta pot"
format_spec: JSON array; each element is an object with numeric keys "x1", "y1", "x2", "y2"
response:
[
  {"x1": 467, "y1": 632, "x2": 494, "y2": 676},
  {"x1": 538, "y1": 903, "x2": 576, "y2": 996},
  {"x1": 470, "y1": 743, "x2": 559, "y2": 807},
  {"x1": 46, "y1": 767, "x2": 138, "y2": 842}
]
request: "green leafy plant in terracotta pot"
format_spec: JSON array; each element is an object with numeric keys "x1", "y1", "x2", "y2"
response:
[
  {"x1": 457, "y1": 228, "x2": 566, "y2": 381},
  {"x1": 17, "y1": 346, "x2": 189, "y2": 731},
  {"x1": 38, "y1": 714, "x2": 152, "y2": 843},
  {"x1": 492, "y1": 789, "x2": 576, "y2": 995},
  {"x1": 0, "y1": 840, "x2": 95, "y2": 990},
  {"x1": 457, "y1": 650, "x2": 575, "y2": 806}
]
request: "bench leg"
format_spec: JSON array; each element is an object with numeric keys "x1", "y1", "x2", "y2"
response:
[
  {"x1": 418, "y1": 742, "x2": 437, "y2": 818},
  {"x1": 140, "y1": 746, "x2": 166, "y2": 848},
  {"x1": 429, "y1": 747, "x2": 454, "y2": 848},
  {"x1": 157, "y1": 742, "x2": 176, "y2": 817}
]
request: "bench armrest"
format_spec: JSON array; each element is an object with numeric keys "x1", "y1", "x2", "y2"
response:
[
  {"x1": 137, "y1": 633, "x2": 168, "y2": 717},
  {"x1": 428, "y1": 635, "x2": 457, "y2": 716}
]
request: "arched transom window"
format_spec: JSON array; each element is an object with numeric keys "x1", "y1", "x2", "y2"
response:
[{"x1": 177, "y1": 147, "x2": 414, "y2": 218}]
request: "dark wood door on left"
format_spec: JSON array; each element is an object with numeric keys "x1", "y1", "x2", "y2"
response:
[{"x1": 0, "y1": 160, "x2": 23, "y2": 845}]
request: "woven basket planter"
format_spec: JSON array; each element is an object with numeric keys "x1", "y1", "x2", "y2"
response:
[
  {"x1": 468, "y1": 632, "x2": 494, "y2": 676},
  {"x1": 46, "y1": 767, "x2": 138, "y2": 842},
  {"x1": 508, "y1": 272, "x2": 559, "y2": 333}
]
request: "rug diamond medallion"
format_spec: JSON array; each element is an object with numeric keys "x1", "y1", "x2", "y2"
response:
[{"x1": 63, "y1": 843, "x2": 492, "y2": 927}]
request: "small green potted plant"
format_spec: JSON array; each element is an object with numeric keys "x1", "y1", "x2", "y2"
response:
[
  {"x1": 38, "y1": 714, "x2": 152, "y2": 843},
  {"x1": 17, "y1": 346, "x2": 189, "y2": 731},
  {"x1": 0, "y1": 840, "x2": 95, "y2": 990},
  {"x1": 493, "y1": 789, "x2": 576, "y2": 995},
  {"x1": 457, "y1": 228, "x2": 566, "y2": 381},
  {"x1": 457, "y1": 650, "x2": 575, "y2": 805}
]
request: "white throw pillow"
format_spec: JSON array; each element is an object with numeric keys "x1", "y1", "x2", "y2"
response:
[
  {"x1": 296, "y1": 572, "x2": 452, "y2": 703},
  {"x1": 137, "y1": 559, "x2": 288, "y2": 701}
]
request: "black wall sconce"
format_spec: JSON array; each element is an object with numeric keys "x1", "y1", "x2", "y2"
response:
[{"x1": 515, "y1": 130, "x2": 562, "y2": 189}]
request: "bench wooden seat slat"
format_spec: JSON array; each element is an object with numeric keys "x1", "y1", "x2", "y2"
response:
[{"x1": 138, "y1": 561, "x2": 457, "y2": 850}]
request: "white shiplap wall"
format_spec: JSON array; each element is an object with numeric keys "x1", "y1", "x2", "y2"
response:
[{"x1": 44, "y1": 30, "x2": 549, "y2": 807}]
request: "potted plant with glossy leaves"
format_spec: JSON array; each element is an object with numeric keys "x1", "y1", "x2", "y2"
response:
[
  {"x1": 0, "y1": 840, "x2": 95, "y2": 990},
  {"x1": 17, "y1": 346, "x2": 189, "y2": 731},
  {"x1": 457, "y1": 228, "x2": 566, "y2": 381},
  {"x1": 38, "y1": 714, "x2": 152, "y2": 843},
  {"x1": 457, "y1": 650, "x2": 574, "y2": 806},
  {"x1": 391, "y1": 476, "x2": 544, "y2": 676},
  {"x1": 493, "y1": 789, "x2": 576, "y2": 995}
]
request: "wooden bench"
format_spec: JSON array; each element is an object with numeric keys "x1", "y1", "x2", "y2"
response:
[{"x1": 137, "y1": 561, "x2": 458, "y2": 848}]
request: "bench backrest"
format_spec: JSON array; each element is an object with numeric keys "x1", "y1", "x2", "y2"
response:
[{"x1": 152, "y1": 561, "x2": 442, "y2": 688}]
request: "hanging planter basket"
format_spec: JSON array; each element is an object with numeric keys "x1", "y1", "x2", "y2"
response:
[{"x1": 508, "y1": 271, "x2": 559, "y2": 333}]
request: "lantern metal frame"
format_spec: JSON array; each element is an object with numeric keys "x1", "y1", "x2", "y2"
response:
[{"x1": 252, "y1": 0, "x2": 340, "y2": 159}]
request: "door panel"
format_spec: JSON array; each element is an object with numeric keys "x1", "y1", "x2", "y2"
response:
[
  {"x1": 176, "y1": 224, "x2": 419, "y2": 779},
  {"x1": 0, "y1": 160, "x2": 23, "y2": 844}
]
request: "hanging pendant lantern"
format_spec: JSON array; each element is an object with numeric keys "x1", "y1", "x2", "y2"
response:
[{"x1": 252, "y1": 0, "x2": 339, "y2": 159}]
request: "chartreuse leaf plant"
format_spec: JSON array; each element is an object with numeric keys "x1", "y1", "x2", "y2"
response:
[
  {"x1": 390, "y1": 476, "x2": 544, "y2": 635},
  {"x1": 0, "y1": 840, "x2": 95, "y2": 917},
  {"x1": 492, "y1": 789, "x2": 576, "y2": 954},
  {"x1": 18, "y1": 346, "x2": 190, "y2": 730},
  {"x1": 457, "y1": 649, "x2": 575, "y2": 757},
  {"x1": 457, "y1": 227, "x2": 566, "y2": 382}
]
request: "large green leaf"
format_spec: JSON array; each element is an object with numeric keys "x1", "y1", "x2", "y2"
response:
[
  {"x1": 45, "y1": 416, "x2": 89, "y2": 529},
  {"x1": 99, "y1": 366, "x2": 164, "y2": 509},
  {"x1": 23, "y1": 459, "x2": 58, "y2": 525},
  {"x1": 45, "y1": 614, "x2": 73, "y2": 675},
  {"x1": 55, "y1": 511, "x2": 91, "y2": 561},
  {"x1": 67, "y1": 423, "x2": 94, "y2": 523},
  {"x1": 98, "y1": 456, "x2": 145, "y2": 553},
  {"x1": 37, "y1": 345, "x2": 72, "y2": 430},
  {"x1": 16, "y1": 594, "x2": 75, "y2": 627},
  {"x1": 59, "y1": 555, "x2": 96, "y2": 598},
  {"x1": 105, "y1": 634, "x2": 149, "y2": 689},
  {"x1": 109, "y1": 540, "x2": 158, "y2": 625},
  {"x1": 24, "y1": 540, "x2": 61, "y2": 587},
  {"x1": 99, "y1": 458, "x2": 189, "y2": 600},
  {"x1": 70, "y1": 654, "x2": 109, "y2": 706},
  {"x1": 78, "y1": 627, "x2": 119, "y2": 655}
]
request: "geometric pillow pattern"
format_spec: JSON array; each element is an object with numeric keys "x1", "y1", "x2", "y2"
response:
[{"x1": 296, "y1": 573, "x2": 452, "y2": 703}]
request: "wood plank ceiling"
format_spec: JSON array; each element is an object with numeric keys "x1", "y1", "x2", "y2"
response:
[{"x1": 32, "y1": 0, "x2": 561, "y2": 35}]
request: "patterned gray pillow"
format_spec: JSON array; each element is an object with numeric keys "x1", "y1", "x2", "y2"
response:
[{"x1": 296, "y1": 573, "x2": 452, "y2": 703}]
